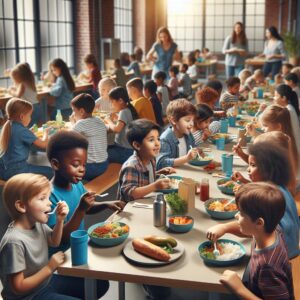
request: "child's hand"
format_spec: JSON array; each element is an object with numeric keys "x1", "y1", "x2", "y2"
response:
[
  {"x1": 231, "y1": 171, "x2": 244, "y2": 182},
  {"x1": 206, "y1": 224, "x2": 226, "y2": 241},
  {"x1": 48, "y1": 251, "x2": 65, "y2": 272},
  {"x1": 79, "y1": 192, "x2": 96, "y2": 212},
  {"x1": 156, "y1": 167, "x2": 176, "y2": 175},
  {"x1": 109, "y1": 113, "x2": 118, "y2": 122},
  {"x1": 258, "y1": 103, "x2": 267, "y2": 113},
  {"x1": 220, "y1": 270, "x2": 244, "y2": 294},
  {"x1": 201, "y1": 129, "x2": 211, "y2": 141},
  {"x1": 232, "y1": 143, "x2": 245, "y2": 157},
  {"x1": 107, "y1": 200, "x2": 126, "y2": 212},
  {"x1": 154, "y1": 178, "x2": 171, "y2": 190},
  {"x1": 233, "y1": 183, "x2": 242, "y2": 193},
  {"x1": 69, "y1": 113, "x2": 76, "y2": 124},
  {"x1": 187, "y1": 148, "x2": 198, "y2": 161},
  {"x1": 245, "y1": 123, "x2": 258, "y2": 137},
  {"x1": 55, "y1": 201, "x2": 69, "y2": 221}
]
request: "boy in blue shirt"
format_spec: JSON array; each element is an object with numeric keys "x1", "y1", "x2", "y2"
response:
[{"x1": 46, "y1": 131, "x2": 125, "y2": 298}]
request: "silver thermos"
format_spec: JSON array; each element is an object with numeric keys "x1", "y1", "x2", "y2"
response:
[{"x1": 153, "y1": 193, "x2": 166, "y2": 227}]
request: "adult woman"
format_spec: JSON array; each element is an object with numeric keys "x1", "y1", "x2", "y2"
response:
[
  {"x1": 260, "y1": 26, "x2": 286, "y2": 79},
  {"x1": 147, "y1": 27, "x2": 180, "y2": 79},
  {"x1": 222, "y1": 22, "x2": 248, "y2": 78}
]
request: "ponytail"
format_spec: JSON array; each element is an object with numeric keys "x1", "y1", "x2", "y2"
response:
[{"x1": 276, "y1": 84, "x2": 300, "y2": 116}]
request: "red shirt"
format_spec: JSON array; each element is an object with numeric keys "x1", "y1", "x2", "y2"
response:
[{"x1": 91, "y1": 67, "x2": 101, "y2": 91}]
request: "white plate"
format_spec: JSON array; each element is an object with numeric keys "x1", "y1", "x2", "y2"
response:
[{"x1": 122, "y1": 239, "x2": 185, "y2": 266}]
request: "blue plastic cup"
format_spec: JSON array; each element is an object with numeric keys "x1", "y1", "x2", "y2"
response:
[
  {"x1": 220, "y1": 119, "x2": 228, "y2": 133},
  {"x1": 257, "y1": 88, "x2": 263, "y2": 99},
  {"x1": 228, "y1": 116, "x2": 236, "y2": 127},
  {"x1": 70, "y1": 230, "x2": 88, "y2": 266},
  {"x1": 216, "y1": 137, "x2": 225, "y2": 150},
  {"x1": 222, "y1": 154, "x2": 233, "y2": 177}
]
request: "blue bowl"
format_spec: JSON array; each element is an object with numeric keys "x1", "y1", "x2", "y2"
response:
[
  {"x1": 88, "y1": 222, "x2": 129, "y2": 247},
  {"x1": 209, "y1": 134, "x2": 233, "y2": 144},
  {"x1": 157, "y1": 175, "x2": 183, "y2": 194},
  {"x1": 217, "y1": 178, "x2": 235, "y2": 195},
  {"x1": 204, "y1": 198, "x2": 238, "y2": 220},
  {"x1": 189, "y1": 153, "x2": 213, "y2": 167},
  {"x1": 198, "y1": 239, "x2": 246, "y2": 267},
  {"x1": 168, "y1": 216, "x2": 194, "y2": 233}
]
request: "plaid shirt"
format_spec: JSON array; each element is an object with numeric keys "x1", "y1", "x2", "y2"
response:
[
  {"x1": 117, "y1": 152, "x2": 156, "y2": 202},
  {"x1": 157, "y1": 126, "x2": 195, "y2": 169}
]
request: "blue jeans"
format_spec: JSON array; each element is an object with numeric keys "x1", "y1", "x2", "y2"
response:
[
  {"x1": 226, "y1": 65, "x2": 244, "y2": 78},
  {"x1": 108, "y1": 144, "x2": 133, "y2": 164},
  {"x1": 32, "y1": 274, "x2": 109, "y2": 300},
  {"x1": 84, "y1": 160, "x2": 108, "y2": 181},
  {"x1": 263, "y1": 61, "x2": 282, "y2": 79},
  {"x1": 0, "y1": 161, "x2": 53, "y2": 180}
]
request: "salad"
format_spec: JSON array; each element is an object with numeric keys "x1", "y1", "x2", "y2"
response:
[{"x1": 90, "y1": 222, "x2": 129, "y2": 239}]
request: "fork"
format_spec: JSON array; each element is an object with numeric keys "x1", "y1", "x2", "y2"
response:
[{"x1": 213, "y1": 242, "x2": 220, "y2": 256}]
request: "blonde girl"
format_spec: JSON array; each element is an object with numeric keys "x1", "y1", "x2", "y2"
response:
[
  {"x1": 0, "y1": 98, "x2": 53, "y2": 180},
  {"x1": 49, "y1": 58, "x2": 75, "y2": 120},
  {"x1": 8, "y1": 63, "x2": 41, "y2": 126}
]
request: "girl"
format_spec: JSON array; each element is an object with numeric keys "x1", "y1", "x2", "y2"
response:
[
  {"x1": 0, "y1": 174, "x2": 80, "y2": 300},
  {"x1": 167, "y1": 66, "x2": 179, "y2": 100},
  {"x1": 112, "y1": 58, "x2": 127, "y2": 88},
  {"x1": 8, "y1": 63, "x2": 41, "y2": 126},
  {"x1": 78, "y1": 54, "x2": 101, "y2": 99},
  {"x1": 210, "y1": 141, "x2": 300, "y2": 259},
  {"x1": 105, "y1": 87, "x2": 138, "y2": 164},
  {"x1": 49, "y1": 58, "x2": 75, "y2": 120},
  {"x1": 192, "y1": 104, "x2": 220, "y2": 147},
  {"x1": 0, "y1": 98, "x2": 53, "y2": 180}
]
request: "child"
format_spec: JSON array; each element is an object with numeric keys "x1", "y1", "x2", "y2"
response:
[
  {"x1": 70, "y1": 93, "x2": 108, "y2": 180},
  {"x1": 194, "y1": 49, "x2": 201, "y2": 61},
  {"x1": 178, "y1": 63, "x2": 192, "y2": 98},
  {"x1": 154, "y1": 71, "x2": 170, "y2": 117},
  {"x1": 285, "y1": 72, "x2": 300, "y2": 104},
  {"x1": 196, "y1": 86, "x2": 219, "y2": 109},
  {"x1": 244, "y1": 69, "x2": 265, "y2": 91},
  {"x1": 282, "y1": 62, "x2": 294, "y2": 77},
  {"x1": 217, "y1": 182, "x2": 294, "y2": 300},
  {"x1": 105, "y1": 87, "x2": 138, "y2": 164},
  {"x1": 143, "y1": 80, "x2": 164, "y2": 127},
  {"x1": 200, "y1": 47, "x2": 212, "y2": 60},
  {"x1": 157, "y1": 99, "x2": 201, "y2": 169},
  {"x1": 95, "y1": 77, "x2": 117, "y2": 112},
  {"x1": 49, "y1": 58, "x2": 75, "y2": 120},
  {"x1": 0, "y1": 174, "x2": 74, "y2": 299},
  {"x1": 238, "y1": 68, "x2": 252, "y2": 86},
  {"x1": 118, "y1": 119, "x2": 176, "y2": 202},
  {"x1": 0, "y1": 98, "x2": 53, "y2": 180},
  {"x1": 127, "y1": 54, "x2": 141, "y2": 78},
  {"x1": 168, "y1": 65, "x2": 179, "y2": 100},
  {"x1": 227, "y1": 142, "x2": 300, "y2": 259},
  {"x1": 274, "y1": 73, "x2": 283, "y2": 86},
  {"x1": 78, "y1": 54, "x2": 101, "y2": 99},
  {"x1": 112, "y1": 58, "x2": 127, "y2": 87},
  {"x1": 192, "y1": 104, "x2": 220, "y2": 146},
  {"x1": 219, "y1": 76, "x2": 240, "y2": 110},
  {"x1": 8, "y1": 62, "x2": 41, "y2": 126},
  {"x1": 126, "y1": 77, "x2": 156, "y2": 122},
  {"x1": 187, "y1": 54, "x2": 198, "y2": 83}
]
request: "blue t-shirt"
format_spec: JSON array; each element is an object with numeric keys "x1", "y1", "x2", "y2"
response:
[
  {"x1": 278, "y1": 186, "x2": 300, "y2": 259},
  {"x1": 0, "y1": 121, "x2": 37, "y2": 167},
  {"x1": 47, "y1": 182, "x2": 87, "y2": 255},
  {"x1": 50, "y1": 76, "x2": 73, "y2": 110}
]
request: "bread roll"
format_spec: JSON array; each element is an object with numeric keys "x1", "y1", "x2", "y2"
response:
[{"x1": 132, "y1": 238, "x2": 171, "y2": 261}]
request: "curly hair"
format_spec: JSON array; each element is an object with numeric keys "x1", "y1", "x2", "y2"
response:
[{"x1": 196, "y1": 87, "x2": 219, "y2": 107}]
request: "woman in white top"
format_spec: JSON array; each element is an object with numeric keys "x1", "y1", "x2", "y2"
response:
[{"x1": 259, "y1": 26, "x2": 286, "y2": 79}]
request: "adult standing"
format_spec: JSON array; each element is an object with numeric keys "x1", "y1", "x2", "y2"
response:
[
  {"x1": 260, "y1": 26, "x2": 286, "y2": 79},
  {"x1": 222, "y1": 22, "x2": 248, "y2": 78},
  {"x1": 147, "y1": 27, "x2": 180, "y2": 79}
]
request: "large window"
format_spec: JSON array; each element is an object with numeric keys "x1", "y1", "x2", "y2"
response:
[
  {"x1": 167, "y1": 0, "x2": 265, "y2": 55},
  {"x1": 114, "y1": 0, "x2": 133, "y2": 53},
  {"x1": 0, "y1": 0, "x2": 74, "y2": 87}
]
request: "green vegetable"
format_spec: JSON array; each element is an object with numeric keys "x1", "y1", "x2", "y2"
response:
[
  {"x1": 161, "y1": 243, "x2": 174, "y2": 254},
  {"x1": 165, "y1": 193, "x2": 187, "y2": 215}
]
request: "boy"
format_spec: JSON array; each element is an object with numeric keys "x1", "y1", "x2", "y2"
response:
[
  {"x1": 168, "y1": 65, "x2": 179, "y2": 100},
  {"x1": 215, "y1": 182, "x2": 294, "y2": 300},
  {"x1": 187, "y1": 54, "x2": 198, "y2": 83},
  {"x1": 244, "y1": 69, "x2": 265, "y2": 91},
  {"x1": 95, "y1": 77, "x2": 117, "y2": 112},
  {"x1": 143, "y1": 80, "x2": 164, "y2": 127},
  {"x1": 154, "y1": 71, "x2": 170, "y2": 117},
  {"x1": 126, "y1": 77, "x2": 156, "y2": 122},
  {"x1": 178, "y1": 63, "x2": 192, "y2": 98},
  {"x1": 70, "y1": 93, "x2": 108, "y2": 180},
  {"x1": 157, "y1": 99, "x2": 201, "y2": 169},
  {"x1": 127, "y1": 54, "x2": 141, "y2": 78},
  {"x1": 219, "y1": 76, "x2": 241, "y2": 110},
  {"x1": 0, "y1": 174, "x2": 73, "y2": 299},
  {"x1": 285, "y1": 72, "x2": 300, "y2": 104},
  {"x1": 118, "y1": 119, "x2": 175, "y2": 202},
  {"x1": 282, "y1": 62, "x2": 293, "y2": 77}
]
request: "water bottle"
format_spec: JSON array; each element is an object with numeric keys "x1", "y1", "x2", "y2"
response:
[
  {"x1": 56, "y1": 109, "x2": 63, "y2": 125},
  {"x1": 153, "y1": 193, "x2": 166, "y2": 227}
]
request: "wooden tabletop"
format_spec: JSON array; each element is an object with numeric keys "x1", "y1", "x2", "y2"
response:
[
  {"x1": 245, "y1": 58, "x2": 266, "y2": 67},
  {"x1": 57, "y1": 126, "x2": 251, "y2": 296}
]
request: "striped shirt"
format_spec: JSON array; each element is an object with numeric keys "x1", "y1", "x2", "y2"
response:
[
  {"x1": 219, "y1": 91, "x2": 239, "y2": 110},
  {"x1": 73, "y1": 117, "x2": 108, "y2": 163},
  {"x1": 95, "y1": 97, "x2": 113, "y2": 113},
  {"x1": 245, "y1": 230, "x2": 294, "y2": 300},
  {"x1": 192, "y1": 121, "x2": 220, "y2": 146}
]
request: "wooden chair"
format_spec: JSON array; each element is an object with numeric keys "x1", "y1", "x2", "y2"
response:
[
  {"x1": 290, "y1": 254, "x2": 300, "y2": 300},
  {"x1": 84, "y1": 163, "x2": 122, "y2": 195}
]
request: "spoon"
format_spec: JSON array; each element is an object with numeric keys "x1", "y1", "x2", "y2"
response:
[
  {"x1": 47, "y1": 205, "x2": 58, "y2": 215},
  {"x1": 223, "y1": 198, "x2": 236, "y2": 208},
  {"x1": 96, "y1": 193, "x2": 109, "y2": 198},
  {"x1": 213, "y1": 242, "x2": 220, "y2": 256},
  {"x1": 190, "y1": 145, "x2": 202, "y2": 160}
]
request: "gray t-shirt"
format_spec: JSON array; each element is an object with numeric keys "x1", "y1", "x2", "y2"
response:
[
  {"x1": 222, "y1": 35, "x2": 248, "y2": 66},
  {"x1": 115, "y1": 108, "x2": 133, "y2": 149},
  {"x1": 0, "y1": 222, "x2": 52, "y2": 300}
]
